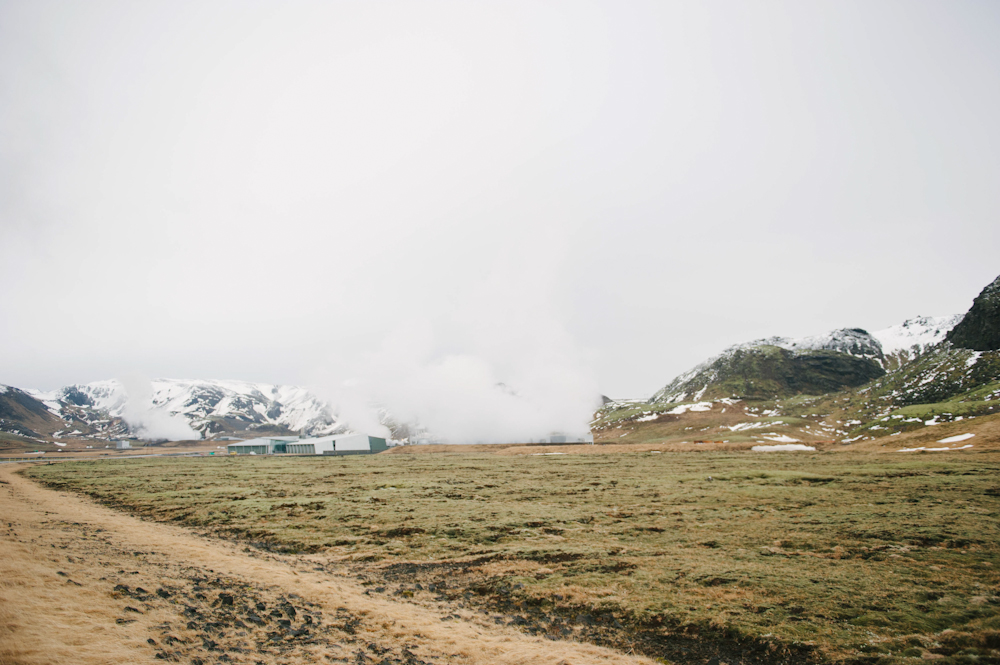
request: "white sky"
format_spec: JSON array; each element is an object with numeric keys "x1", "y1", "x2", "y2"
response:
[{"x1": 2, "y1": 1, "x2": 999, "y2": 410}]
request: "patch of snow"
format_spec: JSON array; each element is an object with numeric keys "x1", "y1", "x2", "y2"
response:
[
  {"x1": 727, "y1": 421, "x2": 783, "y2": 432},
  {"x1": 666, "y1": 401, "x2": 713, "y2": 415},
  {"x1": 897, "y1": 444, "x2": 974, "y2": 453},
  {"x1": 871, "y1": 315, "x2": 961, "y2": 355},
  {"x1": 52, "y1": 441, "x2": 66, "y2": 447},
  {"x1": 751, "y1": 444, "x2": 816, "y2": 452},
  {"x1": 761, "y1": 434, "x2": 800, "y2": 443},
  {"x1": 937, "y1": 433, "x2": 974, "y2": 444}
]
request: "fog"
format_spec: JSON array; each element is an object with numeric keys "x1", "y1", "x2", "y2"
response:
[{"x1": 2, "y1": 2, "x2": 999, "y2": 438}]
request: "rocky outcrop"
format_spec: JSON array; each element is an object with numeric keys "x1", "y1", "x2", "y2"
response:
[{"x1": 947, "y1": 274, "x2": 1000, "y2": 351}]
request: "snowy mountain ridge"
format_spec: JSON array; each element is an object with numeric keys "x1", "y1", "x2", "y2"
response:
[
  {"x1": 730, "y1": 327, "x2": 884, "y2": 361},
  {"x1": 26, "y1": 378, "x2": 343, "y2": 440},
  {"x1": 651, "y1": 316, "x2": 961, "y2": 404}
]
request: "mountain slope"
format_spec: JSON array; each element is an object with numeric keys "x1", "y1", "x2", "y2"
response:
[
  {"x1": 0, "y1": 385, "x2": 66, "y2": 440},
  {"x1": 610, "y1": 275, "x2": 999, "y2": 449}
]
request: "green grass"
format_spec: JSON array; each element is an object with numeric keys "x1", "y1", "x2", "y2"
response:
[
  {"x1": 591, "y1": 400, "x2": 685, "y2": 428},
  {"x1": 25, "y1": 450, "x2": 1000, "y2": 663}
]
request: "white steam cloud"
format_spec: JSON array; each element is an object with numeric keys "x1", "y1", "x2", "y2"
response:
[
  {"x1": 311, "y1": 252, "x2": 602, "y2": 444},
  {"x1": 318, "y1": 328, "x2": 601, "y2": 444},
  {"x1": 119, "y1": 375, "x2": 200, "y2": 441}
]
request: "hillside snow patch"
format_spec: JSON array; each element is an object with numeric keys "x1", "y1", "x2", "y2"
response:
[
  {"x1": 898, "y1": 444, "x2": 974, "y2": 453},
  {"x1": 937, "y1": 433, "x2": 975, "y2": 444},
  {"x1": 666, "y1": 402, "x2": 713, "y2": 415},
  {"x1": 872, "y1": 315, "x2": 961, "y2": 354},
  {"x1": 761, "y1": 434, "x2": 800, "y2": 443}
]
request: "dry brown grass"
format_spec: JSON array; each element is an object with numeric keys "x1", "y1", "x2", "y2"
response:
[
  {"x1": 0, "y1": 438, "x2": 227, "y2": 460},
  {"x1": 0, "y1": 464, "x2": 656, "y2": 665},
  {"x1": 0, "y1": 478, "x2": 166, "y2": 665},
  {"x1": 842, "y1": 411, "x2": 1000, "y2": 453},
  {"x1": 386, "y1": 440, "x2": 764, "y2": 456}
]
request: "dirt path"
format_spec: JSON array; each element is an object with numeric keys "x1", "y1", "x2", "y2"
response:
[{"x1": 0, "y1": 464, "x2": 657, "y2": 665}]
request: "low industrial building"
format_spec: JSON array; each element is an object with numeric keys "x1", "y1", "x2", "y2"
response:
[
  {"x1": 287, "y1": 433, "x2": 388, "y2": 456},
  {"x1": 226, "y1": 436, "x2": 301, "y2": 455},
  {"x1": 226, "y1": 434, "x2": 387, "y2": 456}
]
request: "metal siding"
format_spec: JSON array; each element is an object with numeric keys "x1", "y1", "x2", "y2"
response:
[{"x1": 334, "y1": 433, "x2": 370, "y2": 451}]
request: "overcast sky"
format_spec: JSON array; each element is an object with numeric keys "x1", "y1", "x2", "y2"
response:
[{"x1": 2, "y1": 1, "x2": 999, "y2": 412}]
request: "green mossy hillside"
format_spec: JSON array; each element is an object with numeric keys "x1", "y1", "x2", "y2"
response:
[{"x1": 652, "y1": 345, "x2": 885, "y2": 404}]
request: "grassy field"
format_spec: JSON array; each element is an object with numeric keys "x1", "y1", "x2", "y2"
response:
[{"x1": 25, "y1": 449, "x2": 1000, "y2": 664}]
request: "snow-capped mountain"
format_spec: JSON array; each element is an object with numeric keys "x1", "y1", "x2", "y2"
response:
[
  {"x1": 26, "y1": 379, "x2": 343, "y2": 440},
  {"x1": 650, "y1": 328, "x2": 887, "y2": 404},
  {"x1": 651, "y1": 316, "x2": 968, "y2": 405}
]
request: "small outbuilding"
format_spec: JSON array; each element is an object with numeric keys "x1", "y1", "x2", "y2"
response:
[{"x1": 287, "y1": 433, "x2": 387, "y2": 456}]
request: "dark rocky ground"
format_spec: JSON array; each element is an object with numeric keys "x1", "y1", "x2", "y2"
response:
[
  {"x1": 108, "y1": 570, "x2": 433, "y2": 665},
  {"x1": 333, "y1": 557, "x2": 820, "y2": 665}
]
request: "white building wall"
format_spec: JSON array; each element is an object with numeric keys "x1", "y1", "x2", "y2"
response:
[
  {"x1": 290, "y1": 436, "x2": 335, "y2": 454},
  {"x1": 333, "y1": 433, "x2": 371, "y2": 451},
  {"x1": 312, "y1": 437, "x2": 336, "y2": 454},
  {"x1": 284, "y1": 433, "x2": 381, "y2": 454}
]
